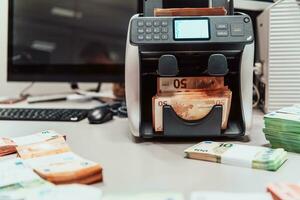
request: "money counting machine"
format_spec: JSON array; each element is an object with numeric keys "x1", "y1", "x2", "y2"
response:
[{"x1": 125, "y1": 0, "x2": 254, "y2": 138}]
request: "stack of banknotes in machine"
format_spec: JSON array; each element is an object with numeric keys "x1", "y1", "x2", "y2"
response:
[
  {"x1": 153, "y1": 77, "x2": 232, "y2": 132},
  {"x1": 263, "y1": 106, "x2": 300, "y2": 153},
  {"x1": 184, "y1": 141, "x2": 287, "y2": 171},
  {"x1": 0, "y1": 130, "x2": 64, "y2": 156},
  {"x1": 267, "y1": 183, "x2": 300, "y2": 200},
  {"x1": 15, "y1": 132, "x2": 103, "y2": 184}
]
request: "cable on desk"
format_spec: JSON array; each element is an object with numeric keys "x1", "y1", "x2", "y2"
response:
[{"x1": 19, "y1": 82, "x2": 35, "y2": 98}]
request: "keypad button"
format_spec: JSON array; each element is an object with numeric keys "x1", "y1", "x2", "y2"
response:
[
  {"x1": 137, "y1": 28, "x2": 144, "y2": 34},
  {"x1": 231, "y1": 24, "x2": 244, "y2": 36},
  {"x1": 153, "y1": 27, "x2": 160, "y2": 33},
  {"x1": 145, "y1": 21, "x2": 152, "y2": 27},
  {"x1": 216, "y1": 30, "x2": 229, "y2": 37},
  {"x1": 153, "y1": 34, "x2": 160, "y2": 40},
  {"x1": 145, "y1": 34, "x2": 152, "y2": 40},
  {"x1": 161, "y1": 27, "x2": 168, "y2": 33},
  {"x1": 161, "y1": 21, "x2": 168, "y2": 26},
  {"x1": 216, "y1": 24, "x2": 228, "y2": 30},
  {"x1": 153, "y1": 21, "x2": 160, "y2": 26},
  {"x1": 138, "y1": 35, "x2": 144, "y2": 40},
  {"x1": 137, "y1": 21, "x2": 144, "y2": 27},
  {"x1": 145, "y1": 28, "x2": 152, "y2": 33},
  {"x1": 161, "y1": 34, "x2": 168, "y2": 40}
]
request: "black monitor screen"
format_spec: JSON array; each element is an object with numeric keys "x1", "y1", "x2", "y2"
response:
[{"x1": 8, "y1": 0, "x2": 139, "y2": 82}]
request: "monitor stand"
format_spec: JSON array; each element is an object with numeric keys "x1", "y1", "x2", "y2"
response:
[
  {"x1": 24, "y1": 82, "x2": 120, "y2": 104},
  {"x1": 70, "y1": 82, "x2": 102, "y2": 93}
]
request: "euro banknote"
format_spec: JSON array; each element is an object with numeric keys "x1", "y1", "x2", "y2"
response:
[
  {"x1": 24, "y1": 152, "x2": 102, "y2": 184},
  {"x1": 267, "y1": 183, "x2": 300, "y2": 200},
  {"x1": 154, "y1": 7, "x2": 227, "y2": 17},
  {"x1": 16, "y1": 137, "x2": 70, "y2": 159},
  {"x1": 264, "y1": 106, "x2": 300, "y2": 153},
  {"x1": 157, "y1": 77, "x2": 225, "y2": 93},
  {"x1": 0, "y1": 158, "x2": 46, "y2": 189},
  {"x1": 0, "y1": 130, "x2": 64, "y2": 157},
  {"x1": 0, "y1": 184, "x2": 102, "y2": 200}
]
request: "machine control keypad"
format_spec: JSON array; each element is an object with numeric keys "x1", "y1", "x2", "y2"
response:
[
  {"x1": 135, "y1": 19, "x2": 170, "y2": 42},
  {"x1": 133, "y1": 15, "x2": 253, "y2": 44}
]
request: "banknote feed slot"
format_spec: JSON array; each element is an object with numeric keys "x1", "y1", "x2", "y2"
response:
[
  {"x1": 162, "y1": 105, "x2": 222, "y2": 137},
  {"x1": 139, "y1": 51, "x2": 244, "y2": 138}
]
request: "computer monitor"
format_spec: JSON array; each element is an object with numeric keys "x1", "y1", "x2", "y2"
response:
[{"x1": 7, "y1": 0, "x2": 140, "y2": 82}]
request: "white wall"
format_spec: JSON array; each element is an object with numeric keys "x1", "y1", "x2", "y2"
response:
[{"x1": 0, "y1": 1, "x2": 96, "y2": 97}]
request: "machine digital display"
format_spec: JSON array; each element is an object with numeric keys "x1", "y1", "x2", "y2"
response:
[{"x1": 174, "y1": 19, "x2": 210, "y2": 40}]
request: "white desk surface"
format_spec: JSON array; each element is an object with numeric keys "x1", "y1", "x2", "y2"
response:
[{"x1": 0, "y1": 101, "x2": 299, "y2": 197}]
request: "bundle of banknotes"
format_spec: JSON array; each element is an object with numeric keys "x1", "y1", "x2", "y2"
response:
[
  {"x1": 267, "y1": 183, "x2": 300, "y2": 200},
  {"x1": 0, "y1": 130, "x2": 64, "y2": 156},
  {"x1": 153, "y1": 77, "x2": 232, "y2": 132},
  {"x1": 0, "y1": 158, "x2": 103, "y2": 200},
  {"x1": 0, "y1": 130, "x2": 102, "y2": 185},
  {"x1": 184, "y1": 141, "x2": 288, "y2": 171},
  {"x1": 154, "y1": 7, "x2": 227, "y2": 16},
  {"x1": 264, "y1": 106, "x2": 300, "y2": 153},
  {"x1": 0, "y1": 158, "x2": 53, "y2": 196},
  {"x1": 15, "y1": 133, "x2": 103, "y2": 185}
]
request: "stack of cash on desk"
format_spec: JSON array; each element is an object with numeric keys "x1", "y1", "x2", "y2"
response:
[
  {"x1": 0, "y1": 130, "x2": 102, "y2": 185},
  {"x1": 264, "y1": 106, "x2": 300, "y2": 153},
  {"x1": 184, "y1": 141, "x2": 287, "y2": 171},
  {"x1": 0, "y1": 158, "x2": 102, "y2": 200},
  {"x1": 16, "y1": 135, "x2": 102, "y2": 184}
]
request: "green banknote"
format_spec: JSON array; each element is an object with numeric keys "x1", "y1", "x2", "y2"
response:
[{"x1": 264, "y1": 106, "x2": 300, "y2": 153}]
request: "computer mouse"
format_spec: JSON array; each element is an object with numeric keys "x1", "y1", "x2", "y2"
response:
[{"x1": 88, "y1": 106, "x2": 113, "y2": 124}]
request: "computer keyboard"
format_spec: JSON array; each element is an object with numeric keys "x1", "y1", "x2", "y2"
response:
[{"x1": 0, "y1": 108, "x2": 90, "y2": 122}]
